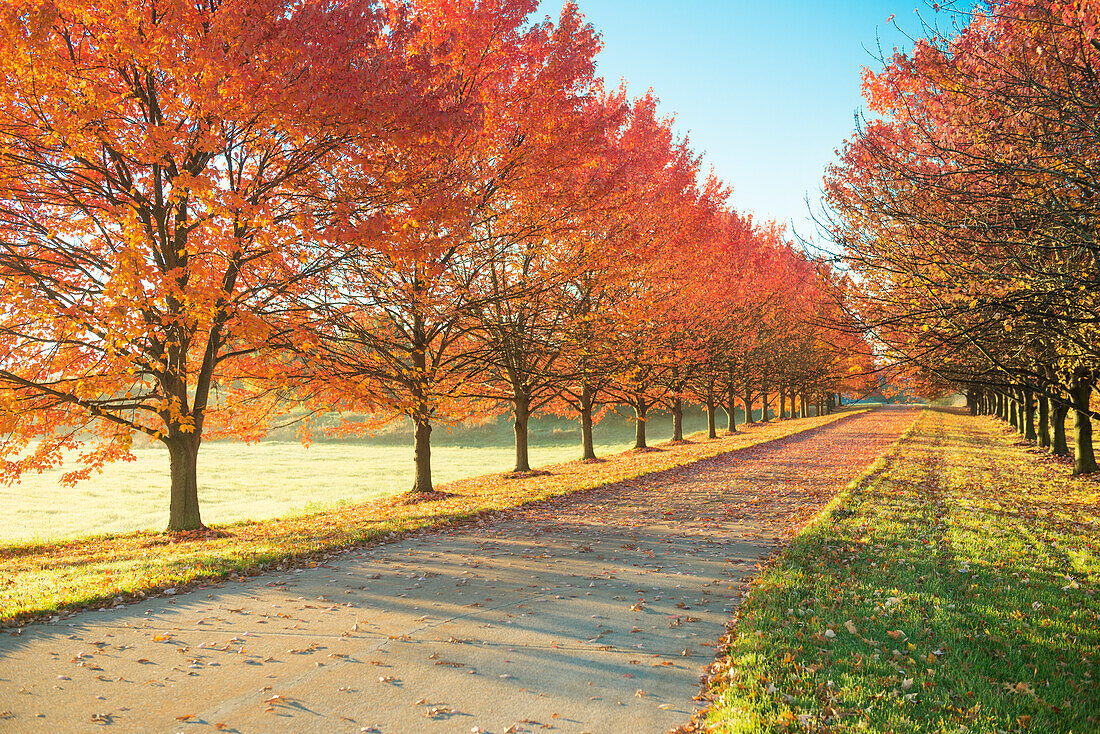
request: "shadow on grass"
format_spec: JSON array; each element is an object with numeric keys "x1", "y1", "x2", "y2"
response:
[{"x1": 702, "y1": 411, "x2": 1099, "y2": 734}]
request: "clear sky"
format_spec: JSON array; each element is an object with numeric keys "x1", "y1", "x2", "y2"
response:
[{"x1": 536, "y1": 0, "x2": 931, "y2": 238}]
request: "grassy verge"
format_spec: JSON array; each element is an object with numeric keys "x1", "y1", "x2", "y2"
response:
[
  {"x1": 0, "y1": 409, "x2": 864, "y2": 626},
  {"x1": 702, "y1": 409, "x2": 1100, "y2": 733}
]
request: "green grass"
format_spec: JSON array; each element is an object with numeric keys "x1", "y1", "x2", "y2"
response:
[{"x1": 704, "y1": 409, "x2": 1100, "y2": 733}]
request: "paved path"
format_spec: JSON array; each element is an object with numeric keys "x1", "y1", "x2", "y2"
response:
[{"x1": 0, "y1": 409, "x2": 916, "y2": 733}]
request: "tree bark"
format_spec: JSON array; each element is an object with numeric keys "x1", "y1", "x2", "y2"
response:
[
  {"x1": 672, "y1": 395, "x2": 683, "y2": 441},
  {"x1": 706, "y1": 390, "x2": 717, "y2": 439},
  {"x1": 166, "y1": 434, "x2": 204, "y2": 531},
  {"x1": 743, "y1": 387, "x2": 753, "y2": 424},
  {"x1": 579, "y1": 383, "x2": 597, "y2": 461},
  {"x1": 760, "y1": 381, "x2": 770, "y2": 423},
  {"x1": 1038, "y1": 393, "x2": 1050, "y2": 448},
  {"x1": 1009, "y1": 396, "x2": 1019, "y2": 430},
  {"x1": 513, "y1": 395, "x2": 531, "y2": 472},
  {"x1": 411, "y1": 417, "x2": 433, "y2": 493},
  {"x1": 580, "y1": 406, "x2": 596, "y2": 461},
  {"x1": 778, "y1": 387, "x2": 786, "y2": 419},
  {"x1": 1071, "y1": 375, "x2": 1097, "y2": 475},
  {"x1": 633, "y1": 397, "x2": 649, "y2": 449},
  {"x1": 1024, "y1": 387, "x2": 1037, "y2": 442},
  {"x1": 1052, "y1": 400, "x2": 1070, "y2": 457},
  {"x1": 726, "y1": 369, "x2": 738, "y2": 433}
]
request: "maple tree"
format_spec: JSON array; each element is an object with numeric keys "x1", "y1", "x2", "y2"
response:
[
  {"x1": 548, "y1": 93, "x2": 689, "y2": 459},
  {"x1": 287, "y1": 0, "x2": 614, "y2": 488},
  {"x1": 461, "y1": 88, "x2": 625, "y2": 474},
  {"x1": 0, "y1": 0, "x2": 443, "y2": 529}
]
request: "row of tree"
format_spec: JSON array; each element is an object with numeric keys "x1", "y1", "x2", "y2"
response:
[
  {"x1": 824, "y1": 0, "x2": 1100, "y2": 475},
  {"x1": 0, "y1": 0, "x2": 869, "y2": 531}
]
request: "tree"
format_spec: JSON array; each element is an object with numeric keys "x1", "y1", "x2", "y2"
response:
[
  {"x1": 824, "y1": 0, "x2": 1100, "y2": 473},
  {"x1": 289, "y1": 0, "x2": 610, "y2": 491},
  {"x1": 0, "y1": 0, "x2": 433, "y2": 529}
]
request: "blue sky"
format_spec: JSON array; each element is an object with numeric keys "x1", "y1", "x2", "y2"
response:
[{"x1": 536, "y1": 1, "x2": 933, "y2": 238}]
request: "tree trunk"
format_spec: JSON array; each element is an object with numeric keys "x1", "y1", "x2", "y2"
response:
[
  {"x1": 579, "y1": 383, "x2": 597, "y2": 461},
  {"x1": 1052, "y1": 400, "x2": 1070, "y2": 457},
  {"x1": 760, "y1": 382, "x2": 770, "y2": 422},
  {"x1": 580, "y1": 407, "x2": 596, "y2": 462},
  {"x1": 166, "y1": 434, "x2": 204, "y2": 531},
  {"x1": 778, "y1": 388, "x2": 786, "y2": 419},
  {"x1": 1024, "y1": 388, "x2": 1037, "y2": 442},
  {"x1": 634, "y1": 398, "x2": 648, "y2": 449},
  {"x1": 1071, "y1": 376, "x2": 1097, "y2": 475},
  {"x1": 1009, "y1": 396, "x2": 1019, "y2": 430},
  {"x1": 411, "y1": 417, "x2": 433, "y2": 493},
  {"x1": 672, "y1": 395, "x2": 683, "y2": 441},
  {"x1": 726, "y1": 374, "x2": 738, "y2": 434},
  {"x1": 743, "y1": 387, "x2": 753, "y2": 423},
  {"x1": 1038, "y1": 393, "x2": 1050, "y2": 448},
  {"x1": 513, "y1": 395, "x2": 531, "y2": 472},
  {"x1": 706, "y1": 391, "x2": 717, "y2": 439}
]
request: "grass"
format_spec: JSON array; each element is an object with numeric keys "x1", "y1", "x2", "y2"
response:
[
  {"x1": 0, "y1": 439, "x2": 641, "y2": 545},
  {"x1": 1, "y1": 407, "x2": 726, "y2": 544},
  {"x1": 0, "y1": 409, "x2": 862, "y2": 626},
  {"x1": 702, "y1": 409, "x2": 1100, "y2": 733}
]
